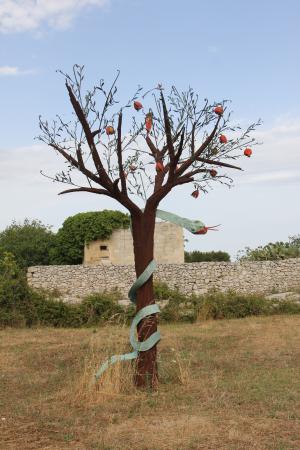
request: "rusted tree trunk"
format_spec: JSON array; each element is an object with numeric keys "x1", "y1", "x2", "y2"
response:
[{"x1": 131, "y1": 209, "x2": 158, "y2": 388}]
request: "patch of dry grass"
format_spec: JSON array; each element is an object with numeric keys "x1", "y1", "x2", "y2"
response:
[{"x1": 0, "y1": 316, "x2": 300, "y2": 449}]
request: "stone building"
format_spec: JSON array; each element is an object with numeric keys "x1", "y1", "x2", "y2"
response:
[{"x1": 83, "y1": 221, "x2": 184, "y2": 265}]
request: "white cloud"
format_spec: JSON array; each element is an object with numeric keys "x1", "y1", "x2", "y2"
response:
[
  {"x1": 239, "y1": 170, "x2": 300, "y2": 185},
  {"x1": 0, "y1": 0, "x2": 109, "y2": 33},
  {"x1": 0, "y1": 144, "x2": 55, "y2": 183},
  {"x1": 233, "y1": 117, "x2": 300, "y2": 186},
  {"x1": 0, "y1": 66, "x2": 36, "y2": 76},
  {"x1": 255, "y1": 118, "x2": 300, "y2": 139}
]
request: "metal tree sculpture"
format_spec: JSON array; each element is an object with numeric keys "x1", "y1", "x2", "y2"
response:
[{"x1": 38, "y1": 65, "x2": 261, "y2": 388}]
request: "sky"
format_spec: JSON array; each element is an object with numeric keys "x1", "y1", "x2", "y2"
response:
[{"x1": 0, "y1": 0, "x2": 299, "y2": 259}]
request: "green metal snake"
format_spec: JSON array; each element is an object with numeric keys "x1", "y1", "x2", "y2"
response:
[{"x1": 95, "y1": 210, "x2": 219, "y2": 380}]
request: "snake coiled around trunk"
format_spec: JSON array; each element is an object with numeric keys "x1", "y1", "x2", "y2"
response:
[{"x1": 95, "y1": 210, "x2": 210, "y2": 381}]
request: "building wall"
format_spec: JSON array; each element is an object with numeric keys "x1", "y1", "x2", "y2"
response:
[
  {"x1": 27, "y1": 258, "x2": 300, "y2": 304},
  {"x1": 83, "y1": 222, "x2": 184, "y2": 265}
]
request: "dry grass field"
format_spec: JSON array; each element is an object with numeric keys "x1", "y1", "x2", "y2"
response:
[{"x1": 0, "y1": 316, "x2": 300, "y2": 449}]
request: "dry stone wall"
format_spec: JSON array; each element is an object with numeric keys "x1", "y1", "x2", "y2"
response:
[{"x1": 27, "y1": 258, "x2": 300, "y2": 304}]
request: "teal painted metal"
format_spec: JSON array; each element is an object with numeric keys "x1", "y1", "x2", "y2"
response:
[
  {"x1": 95, "y1": 209, "x2": 208, "y2": 381},
  {"x1": 95, "y1": 304, "x2": 160, "y2": 381},
  {"x1": 128, "y1": 260, "x2": 157, "y2": 303},
  {"x1": 156, "y1": 209, "x2": 206, "y2": 234}
]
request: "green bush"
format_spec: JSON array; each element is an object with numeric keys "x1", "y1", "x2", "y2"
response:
[
  {"x1": 0, "y1": 252, "x2": 31, "y2": 326},
  {"x1": 154, "y1": 282, "x2": 300, "y2": 323},
  {"x1": 197, "y1": 291, "x2": 272, "y2": 320},
  {"x1": 26, "y1": 290, "x2": 126, "y2": 328},
  {"x1": 0, "y1": 252, "x2": 28, "y2": 305},
  {"x1": 0, "y1": 288, "x2": 128, "y2": 329},
  {"x1": 269, "y1": 299, "x2": 300, "y2": 315},
  {"x1": 29, "y1": 291, "x2": 81, "y2": 327},
  {"x1": 185, "y1": 250, "x2": 230, "y2": 262},
  {"x1": 154, "y1": 281, "x2": 182, "y2": 301},
  {"x1": 238, "y1": 236, "x2": 300, "y2": 261},
  {"x1": 0, "y1": 219, "x2": 56, "y2": 268},
  {"x1": 78, "y1": 292, "x2": 125, "y2": 326},
  {"x1": 155, "y1": 282, "x2": 200, "y2": 323}
]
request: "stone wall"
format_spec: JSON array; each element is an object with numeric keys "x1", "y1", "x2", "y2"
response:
[{"x1": 27, "y1": 258, "x2": 300, "y2": 304}]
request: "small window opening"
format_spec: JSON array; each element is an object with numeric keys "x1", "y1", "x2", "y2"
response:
[{"x1": 100, "y1": 245, "x2": 108, "y2": 251}]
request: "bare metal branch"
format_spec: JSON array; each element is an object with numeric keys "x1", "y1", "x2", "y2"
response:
[
  {"x1": 176, "y1": 115, "x2": 222, "y2": 177},
  {"x1": 116, "y1": 112, "x2": 127, "y2": 194},
  {"x1": 145, "y1": 135, "x2": 159, "y2": 158},
  {"x1": 195, "y1": 157, "x2": 242, "y2": 171},
  {"x1": 58, "y1": 187, "x2": 113, "y2": 196},
  {"x1": 160, "y1": 91, "x2": 175, "y2": 175},
  {"x1": 49, "y1": 143, "x2": 101, "y2": 185},
  {"x1": 65, "y1": 82, "x2": 113, "y2": 190}
]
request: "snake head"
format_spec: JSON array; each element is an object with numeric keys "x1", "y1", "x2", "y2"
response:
[
  {"x1": 190, "y1": 220, "x2": 205, "y2": 233},
  {"x1": 193, "y1": 224, "x2": 221, "y2": 235}
]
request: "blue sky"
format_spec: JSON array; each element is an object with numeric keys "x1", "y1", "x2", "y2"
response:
[{"x1": 0, "y1": 0, "x2": 300, "y2": 258}]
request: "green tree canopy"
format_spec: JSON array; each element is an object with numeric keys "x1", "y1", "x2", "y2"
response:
[
  {"x1": 50, "y1": 210, "x2": 130, "y2": 265},
  {"x1": 184, "y1": 250, "x2": 230, "y2": 262},
  {"x1": 290, "y1": 235, "x2": 300, "y2": 247},
  {"x1": 0, "y1": 252, "x2": 30, "y2": 324},
  {"x1": 0, "y1": 219, "x2": 56, "y2": 268},
  {"x1": 237, "y1": 235, "x2": 300, "y2": 261}
]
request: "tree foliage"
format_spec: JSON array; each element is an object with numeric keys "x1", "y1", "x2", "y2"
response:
[
  {"x1": 290, "y1": 235, "x2": 300, "y2": 247},
  {"x1": 185, "y1": 250, "x2": 230, "y2": 262},
  {"x1": 0, "y1": 219, "x2": 56, "y2": 268},
  {"x1": 38, "y1": 65, "x2": 261, "y2": 205},
  {"x1": 50, "y1": 209, "x2": 130, "y2": 265},
  {"x1": 0, "y1": 252, "x2": 31, "y2": 326},
  {"x1": 237, "y1": 235, "x2": 300, "y2": 261}
]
